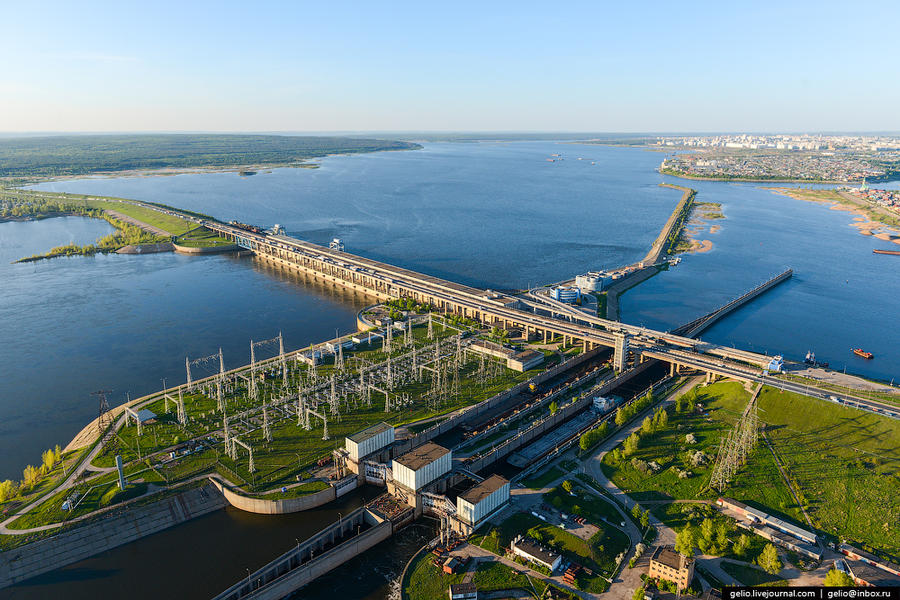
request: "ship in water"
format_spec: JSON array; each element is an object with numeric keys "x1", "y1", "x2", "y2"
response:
[
  {"x1": 873, "y1": 249, "x2": 900, "y2": 256},
  {"x1": 852, "y1": 348, "x2": 874, "y2": 359},
  {"x1": 804, "y1": 350, "x2": 828, "y2": 369}
]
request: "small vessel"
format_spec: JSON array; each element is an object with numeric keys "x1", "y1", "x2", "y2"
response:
[
  {"x1": 852, "y1": 348, "x2": 874, "y2": 359},
  {"x1": 873, "y1": 249, "x2": 900, "y2": 256}
]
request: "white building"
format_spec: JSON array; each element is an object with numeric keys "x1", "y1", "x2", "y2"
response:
[
  {"x1": 345, "y1": 422, "x2": 395, "y2": 463},
  {"x1": 392, "y1": 443, "x2": 451, "y2": 492},
  {"x1": 454, "y1": 475, "x2": 510, "y2": 534},
  {"x1": 551, "y1": 286, "x2": 580, "y2": 303},
  {"x1": 511, "y1": 535, "x2": 562, "y2": 572},
  {"x1": 575, "y1": 272, "x2": 608, "y2": 292}
]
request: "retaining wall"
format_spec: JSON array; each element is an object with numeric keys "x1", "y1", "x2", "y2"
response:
[
  {"x1": 214, "y1": 481, "x2": 337, "y2": 515},
  {"x1": 173, "y1": 242, "x2": 239, "y2": 254},
  {"x1": 0, "y1": 482, "x2": 226, "y2": 590}
]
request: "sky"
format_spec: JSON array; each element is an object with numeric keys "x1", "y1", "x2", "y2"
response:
[{"x1": 3, "y1": 0, "x2": 899, "y2": 133}]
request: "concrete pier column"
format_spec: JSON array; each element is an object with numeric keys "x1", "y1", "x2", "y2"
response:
[
  {"x1": 706, "y1": 371, "x2": 713, "y2": 384},
  {"x1": 613, "y1": 332, "x2": 629, "y2": 372}
]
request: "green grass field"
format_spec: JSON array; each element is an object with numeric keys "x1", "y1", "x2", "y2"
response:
[
  {"x1": 522, "y1": 466, "x2": 566, "y2": 490},
  {"x1": 720, "y1": 561, "x2": 787, "y2": 586},
  {"x1": 485, "y1": 511, "x2": 628, "y2": 592},
  {"x1": 601, "y1": 381, "x2": 806, "y2": 524},
  {"x1": 758, "y1": 386, "x2": 900, "y2": 554},
  {"x1": 174, "y1": 226, "x2": 232, "y2": 248}
]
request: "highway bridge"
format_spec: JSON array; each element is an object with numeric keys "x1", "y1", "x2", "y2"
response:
[{"x1": 202, "y1": 220, "x2": 777, "y2": 379}]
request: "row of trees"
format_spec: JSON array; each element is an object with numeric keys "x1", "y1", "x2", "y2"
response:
[
  {"x1": 0, "y1": 445, "x2": 64, "y2": 503},
  {"x1": 674, "y1": 518, "x2": 783, "y2": 575}
]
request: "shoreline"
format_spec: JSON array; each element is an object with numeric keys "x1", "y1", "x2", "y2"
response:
[
  {"x1": 5, "y1": 145, "x2": 423, "y2": 187},
  {"x1": 768, "y1": 187, "x2": 900, "y2": 244}
]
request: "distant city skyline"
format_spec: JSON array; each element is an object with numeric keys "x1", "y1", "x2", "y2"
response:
[{"x1": 4, "y1": 0, "x2": 899, "y2": 132}]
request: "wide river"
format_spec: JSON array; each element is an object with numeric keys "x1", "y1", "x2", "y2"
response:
[{"x1": 1, "y1": 141, "x2": 897, "y2": 599}]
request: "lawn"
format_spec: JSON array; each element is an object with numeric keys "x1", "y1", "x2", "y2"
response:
[
  {"x1": 486, "y1": 511, "x2": 627, "y2": 593},
  {"x1": 404, "y1": 554, "x2": 536, "y2": 600},
  {"x1": 720, "y1": 561, "x2": 787, "y2": 587},
  {"x1": 522, "y1": 466, "x2": 566, "y2": 490},
  {"x1": 545, "y1": 482, "x2": 624, "y2": 526},
  {"x1": 758, "y1": 385, "x2": 900, "y2": 555},
  {"x1": 601, "y1": 381, "x2": 753, "y2": 501},
  {"x1": 174, "y1": 226, "x2": 232, "y2": 247}
]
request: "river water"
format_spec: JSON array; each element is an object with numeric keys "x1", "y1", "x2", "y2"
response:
[{"x1": 2, "y1": 141, "x2": 897, "y2": 599}]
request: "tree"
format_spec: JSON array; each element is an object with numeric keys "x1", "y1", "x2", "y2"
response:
[
  {"x1": 615, "y1": 407, "x2": 627, "y2": 427},
  {"x1": 22, "y1": 465, "x2": 39, "y2": 490},
  {"x1": 758, "y1": 543, "x2": 783, "y2": 575},
  {"x1": 0, "y1": 480, "x2": 16, "y2": 502},
  {"x1": 675, "y1": 527, "x2": 695, "y2": 557},
  {"x1": 549, "y1": 401, "x2": 559, "y2": 415},
  {"x1": 641, "y1": 416, "x2": 654, "y2": 434},
  {"x1": 656, "y1": 409, "x2": 669, "y2": 430},
  {"x1": 824, "y1": 568, "x2": 854, "y2": 587},
  {"x1": 733, "y1": 533, "x2": 751, "y2": 558},
  {"x1": 624, "y1": 432, "x2": 640, "y2": 456},
  {"x1": 631, "y1": 504, "x2": 643, "y2": 521},
  {"x1": 612, "y1": 448, "x2": 624, "y2": 462},
  {"x1": 562, "y1": 480, "x2": 574, "y2": 494},
  {"x1": 633, "y1": 586, "x2": 646, "y2": 600},
  {"x1": 42, "y1": 448, "x2": 57, "y2": 472},
  {"x1": 675, "y1": 395, "x2": 684, "y2": 413},
  {"x1": 640, "y1": 509, "x2": 650, "y2": 530}
]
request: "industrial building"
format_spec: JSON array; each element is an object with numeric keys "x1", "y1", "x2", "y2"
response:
[
  {"x1": 391, "y1": 442, "x2": 452, "y2": 493},
  {"x1": 507, "y1": 350, "x2": 544, "y2": 372},
  {"x1": 648, "y1": 546, "x2": 694, "y2": 591},
  {"x1": 345, "y1": 422, "x2": 395, "y2": 463},
  {"x1": 551, "y1": 286, "x2": 581, "y2": 303},
  {"x1": 511, "y1": 535, "x2": 562, "y2": 572},
  {"x1": 575, "y1": 272, "x2": 609, "y2": 292},
  {"x1": 838, "y1": 544, "x2": 900, "y2": 579},
  {"x1": 468, "y1": 340, "x2": 544, "y2": 372},
  {"x1": 449, "y1": 582, "x2": 478, "y2": 600},
  {"x1": 716, "y1": 498, "x2": 817, "y2": 546},
  {"x1": 453, "y1": 475, "x2": 510, "y2": 535},
  {"x1": 843, "y1": 559, "x2": 900, "y2": 587}
]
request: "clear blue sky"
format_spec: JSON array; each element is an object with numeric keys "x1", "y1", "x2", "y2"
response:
[{"x1": 3, "y1": 0, "x2": 899, "y2": 132}]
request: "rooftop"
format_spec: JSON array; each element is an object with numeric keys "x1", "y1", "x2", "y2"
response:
[
  {"x1": 347, "y1": 421, "x2": 393, "y2": 444},
  {"x1": 651, "y1": 546, "x2": 691, "y2": 571},
  {"x1": 840, "y1": 543, "x2": 900, "y2": 574},
  {"x1": 449, "y1": 583, "x2": 477, "y2": 594},
  {"x1": 459, "y1": 475, "x2": 509, "y2": 505},
  {"x1": 847, "y1": 560, "x2": 900, "y2": 587},
  {"x1": 513, "y1": 536, "x2": 560, "y2": 566},
  {"x1": 394, "y1": 442, "x2": 450, "y2": 471}
]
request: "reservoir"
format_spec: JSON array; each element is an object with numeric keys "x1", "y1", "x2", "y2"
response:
[{"x1": 2, "y1": 141, "x2": 897, "y2": 599}]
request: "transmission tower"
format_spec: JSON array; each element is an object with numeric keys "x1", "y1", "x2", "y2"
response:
[
  {"x1": 262, "y1": 403, "x2": 272, "y2": 442},
  {"x1": 708, "y1": 396, "x2": 760, "y2": 492},
  {"x1": 93, "y1": 390, "x2": 114, "y2": 438},
  {"x1": 177, "y1": 389, "x2": 187, "y2": 426},
  {"x1": 427, "y1": 313, "x2": 434, "y2": 339}
]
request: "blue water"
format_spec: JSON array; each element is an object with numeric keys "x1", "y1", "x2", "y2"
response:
[
  {"x1": 625, "y1": 177, "x2": 900, "y2": 379},
  {"x1": 33, "y1": 142, "x2": 678, "y2": 289},
  {"x1": 3, "y1": 140, "x2": 899, "y2": 600},
  {"x1": 0, "y1": 218, "x2": 364, "y2": 480}
]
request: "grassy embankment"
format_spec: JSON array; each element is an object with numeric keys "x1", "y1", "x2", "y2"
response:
[
  {"x1": 757, "y1": 386, "x2": 900, "y2": 555},
  {"x1": 600, "y1": 381, "x2": 800, "y2": 520},
  {"x1": 2, "y1": 189, "x2": 230, "y2": 260},
  {"x1": 601, "y1": 379, "x2": 900, "y2": 557}
]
